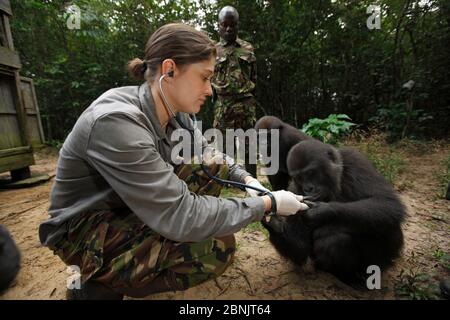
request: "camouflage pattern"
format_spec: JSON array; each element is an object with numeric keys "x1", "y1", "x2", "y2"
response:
[
  {"x1": 211, "y1": 38, "x2": 258, "y2": 177},
  {"x1": 175, "y1": 155, "x2": 229, "y2": 197},
  {"x1": 212, "y1": 38, "x2": 257, "y2": 130},
  {"x1": 213, "y1": 96, "x2": 257, "y2": 130},
  {"x1": 212, "y1": 96, "x2": 258, "y2": 177},
  {"x1": 50, "y1": 160, "x2": 235, "y2": 298}
]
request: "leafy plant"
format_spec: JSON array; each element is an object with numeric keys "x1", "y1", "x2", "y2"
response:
[
  {"x1": 302, "y1": 114, "x2": 355, "y2": 145},
  {"x1": 220, "y1": 186, "x2": 245, "y2": 199},
  {"x1": 366, "y1": 149, "x2": 404, "y2": 185},
  {"x1": 357, "y1": 136, "x2": 405, "y2": 184},
  {"x1": 45, "y1": 139, "x2": 64, "y2": 150},
  {"x1": 395, "y1": 269, "x2": 441, "y2": 300},
  {"x1": 260, "y1": 180, "x2": 273, "y2": 191},
  {"x1": 433, "y1": 247, "x2": 450, "y2": 271},
  {"x1": 369, "y1": 103, "x2": 433, "y2": 140}
]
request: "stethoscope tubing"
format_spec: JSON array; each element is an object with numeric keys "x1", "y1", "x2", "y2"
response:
[{"x1": 158, "y1": 73, "x2": 269, "y2": 194}]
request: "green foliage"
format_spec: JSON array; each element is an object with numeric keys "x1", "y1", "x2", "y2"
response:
[
  {"x1": 8, "y1": 0, "x2": 450, "y2": 140},
  {"x1": 302, "y1": 114, "x2": 355, "y2": 145},
  {"x1": 358, "y1": 138, "x2": 405, "y2": 184},
  {"x1": 367, "y1": 150, "x2": 404, "y2": 184},
  {"x1": 395, "y1": 269, "x2": 441, "y2": 300},
  {"x1": 260, "y1": 180, "x2": 273, "y2": 191},
  {"x1": 369, "y1": 103, "x2": 433, "y2": 140},
  {"x1": 10, "y1": 0, "x2": 204, "y2": 140},
  {"x1": 220, "y1": 186, "x2": 245, "y2": 198},
  {"x1": 433, "y1": 248, "x2": 450, "y2": 270},
  {"x1": 44, "y1": 139, "x2": 64, "y2": 150}
]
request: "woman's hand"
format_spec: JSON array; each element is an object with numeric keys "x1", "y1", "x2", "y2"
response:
[
  {"x1": 244, "y1": 177, "x2": 270, "y2": 197},
  {"x1": 262, "y1": 190, "x2": 309, "y2": 216}
]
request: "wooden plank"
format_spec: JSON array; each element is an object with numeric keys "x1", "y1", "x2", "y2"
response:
[
  {"x1": 3, "y1": 14, "x2": 14, "y2": 50},
  {"x1": 0, "y1": 146, "x2": 31, "y2": 157},
  {"x1": 0, "y1": 152, "x2": 35, "y2": 174},
  {"x1": 12, "y1": 70, "x2": 30, "y2": 147},
  {"x1": 0, "y1": 111, "x2": 18, "y2": 115},
  {"x1": 0, "y1": 174, "x2": 51, "y2": 189},
  {"x1": 0, "y1": 114, "x2": 22, "y2": 149},
  {"x1": 25, "y1": 115, "x2": 42, "y2": 146},
  {"x1": 0, "y1": 66, "x2": 13, "y2": 75},
  {"x1": 0, "y1": 15, "x2": 7, "y2": 47},
  {"x1": 0, "y1": 0, "x2": 12, "y2": 16},
  {"x1": 21, "y1": 77, "x2": 45, "y2": 144},
  {"x1": 21, "y1": 77, "x2": 35, "y2": 111},
  {"x1": 0, "y1": 74, "x2": 18, "y2": 113},
  {"x1": 0, "y1": 73, "x2": 23, "y2": 149},
  {"x1": 0, "y1": 46, "x2": 21, "y2": 69}
]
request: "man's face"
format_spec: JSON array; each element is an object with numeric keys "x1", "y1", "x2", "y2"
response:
[{"x1": 219, "y1": 14, "x2": 238, "y2": 44}]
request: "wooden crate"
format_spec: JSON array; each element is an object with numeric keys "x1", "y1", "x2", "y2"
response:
[{"x1": 0, "y1": 0, "x2": 35, "y2": 179}]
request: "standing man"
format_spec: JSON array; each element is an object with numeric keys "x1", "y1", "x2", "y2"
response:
[{"x1": 212, "y1": 6, "x2": 258, "y2": 178}]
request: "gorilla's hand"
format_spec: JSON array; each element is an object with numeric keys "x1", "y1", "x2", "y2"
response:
[
  {"x1": 262, "y1": 215, "x2": 285, "y2": 234},
  {"x1": 302, "y1": 202, "x2": 336, "y2": 228}
]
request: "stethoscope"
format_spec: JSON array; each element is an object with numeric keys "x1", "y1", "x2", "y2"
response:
[{"x1": 158, "y1": 72, "x2": 271, "y2": 196}]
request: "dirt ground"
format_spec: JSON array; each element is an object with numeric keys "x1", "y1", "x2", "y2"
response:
[{"x1": 0, "y1": 140, "x2": 449, "y2": 300}]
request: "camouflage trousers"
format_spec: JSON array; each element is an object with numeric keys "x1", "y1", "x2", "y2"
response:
[
  {"x1": 213, "y1": 96, "x2": 258, "y2": 177},
  {"x1": 213, "y1": 96, "x2": 257, "y2": 130},
  {"x1": 50, "y1": 160, "x2": 235, "y2": 298}
]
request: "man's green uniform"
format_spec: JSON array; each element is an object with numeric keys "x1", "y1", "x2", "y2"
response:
[{"x1": 212, "y1": 38, "x2": 258, "y2": 177}]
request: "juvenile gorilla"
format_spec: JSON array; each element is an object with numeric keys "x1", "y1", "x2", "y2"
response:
[
  {"x1": 263, "y1": 139, "x2": 406, "y2": 283},
  {"x1": 0, "y1": 225, "x2": 21, "y2": 293},
  {"x1": 255, "y1": 116, "x2": 311, "y2": 190}
]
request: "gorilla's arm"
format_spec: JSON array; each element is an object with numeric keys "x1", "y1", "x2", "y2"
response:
[
  {"x1": 303, "y1": 148, "x2": 406, "y2": 233},
  {"x1": 304, "y1": 197, "x2": 405, "y2": 234},
  {"x1": 263, "y1": 216, "x2": 311, "y2": 265}
]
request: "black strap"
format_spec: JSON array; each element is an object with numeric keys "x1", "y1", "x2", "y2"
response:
[{"x1": 261, "y1": 191, "x2": 277, "y2": 216}]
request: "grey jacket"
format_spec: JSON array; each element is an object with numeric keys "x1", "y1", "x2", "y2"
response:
[{"x1": 39, "y1": 83, "x2": 265, "y2": 246}]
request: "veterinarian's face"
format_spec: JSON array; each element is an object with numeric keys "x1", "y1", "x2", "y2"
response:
[{"x1": 168, "y1": 56, "x2": 215, "y2": 114}]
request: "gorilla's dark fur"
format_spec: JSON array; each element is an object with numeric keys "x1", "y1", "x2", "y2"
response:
[
  {"x1": 0, "y1": 225, "x2": 21, "y2": 293},
  {"x1": 257, "y1": 117, "x2": 406, "y2": 283},
  {"x1": 255, "y1": 116, "x2": 311, "y2": 190}
]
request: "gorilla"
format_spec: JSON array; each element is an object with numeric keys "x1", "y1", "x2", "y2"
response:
[
  {"x1": 0, "y1": 225, "x2": 21, "y2": 293},
  {"x1": 255, "y1": 116, "x2": 311, "y2": 190},
  {"x1": 262, "y1": 139, "x2": 406, "y2": 284}
]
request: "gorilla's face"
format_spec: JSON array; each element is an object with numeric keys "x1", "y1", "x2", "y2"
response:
[{"x1": 287, "y1": 140, "x2": 343, "y2": 201}]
